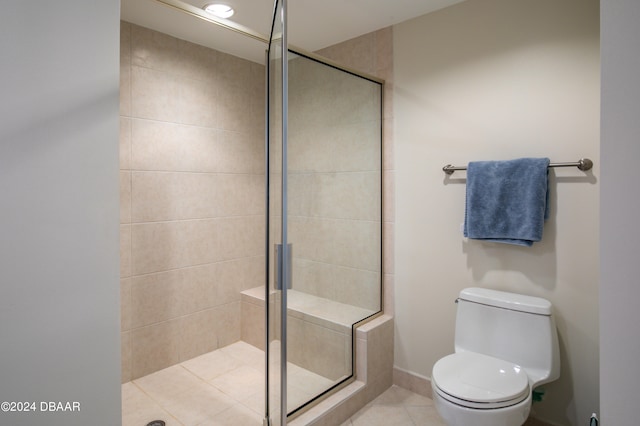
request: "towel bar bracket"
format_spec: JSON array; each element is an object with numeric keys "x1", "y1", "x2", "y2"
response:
[{"x1": 442, "y1": 158, "x2": 593, "y2": 175}]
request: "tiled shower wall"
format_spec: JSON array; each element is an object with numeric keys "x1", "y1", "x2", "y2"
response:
[
  {"x1": 287, "y1": 56, "x2": 383, "y2": 312},
  {"x1": 317, "y1": 28, "x2": 395, "y2": 318},
  {"x1": 119, "y1": 22, "x2": 265, "y2": 382}
]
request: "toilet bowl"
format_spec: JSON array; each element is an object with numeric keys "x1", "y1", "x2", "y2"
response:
[
  {"x1": 432, "y1": 352, "x2": 531, "y2": 426},
  {"x1": 431, "y1": 288, "x2": 560, "y2": 426}
]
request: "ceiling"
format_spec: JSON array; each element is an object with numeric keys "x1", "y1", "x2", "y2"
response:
[{"x1": 121, "y1": 0, "x2": 466, "y2": 63}]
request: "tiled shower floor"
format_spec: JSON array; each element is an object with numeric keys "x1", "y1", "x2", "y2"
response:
[
  {"x1": 122, "y1": 341, "x2": 448, "y2": 426},
  {"x1": 122, "y1": 341, "x2": 335, "y2": 426}
]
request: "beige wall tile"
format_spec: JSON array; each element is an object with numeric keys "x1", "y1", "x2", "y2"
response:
[
  {"x1": 383, "y1": 274, "x2": 394, "y2": 317},
  {"x1": 287, "y1": 173, "x2": 313, "y2": 217},
  {"x1": 131, "y1": 119, "x2": 263, "y2": 174},
  {"x1": 120, "y1": 61, "x2": 131, "y2": 117},
  {"x1": 216, "y1": 54, "x2": 253, "y2": 132},
  {"x1": 285, "y1": 316, "x2": 304, "y2": 372},
  {"x1": 121, "y1": 331, "x2": 132, "y2": 383},
  {"x1": 242, "y1": 255, "x2": 266, "y2": 291},
  {"x1": 120, "y1": 225, "x2": 131, "y2": 278},
  {"x1": 131, "y1": 24, "x2": 179, "y2": 73},
  {"x1": 131, "y1": 219, "x2": 217, "y2": 275},
  {"x1": 120, "y1": 171, "x2": 131, "y2": 224},
  {"x1": 217, "y1": 51, "x2": 250, "y2": 81},
  {"x1": 180, "y1": 265, "x2": 218, "y2": 313},
  {"x1": 176, "y1": 76, "x2": 219, "y2": 127},
  {"x1": 212, "y1": 301, "x2": 241, "y2": 348},
  {"x1": 290, "y1": 217, "x2": 381, "y2": 271},
  {"x1": 365, "y1": 317, "x2": 394, "y2": 385},
  {"x1": 169, "y1": 303, "x2": 243, "y2": 363},
  {"x1": 120, "y1": 22, "x2": 131, "y2": 68},
  {"x1": 383, "y1": 82, "x2": 394, "y2": 120},
  {"x1": 375, "y1": 27, "x2": 393, "y2": 74},
  {"x1": 131, "y1": 66, "x2": 180, "y2": 122},
  {"x1": 223, "y1": 130, "x2": 265, "y2": 174},
  {"x1": 176, "y1": 38, "x2": 218, "y2": 83},
  {"x1": 383, "y1": 121, "x2": 394, "y2": 172},
  {"x1": 241, "y1": 300, "x2": 265, "y2": 350},
  {"x1": 392, "y1": 367, "x2": 432, "y2": 399},
  {"x1": 121, "y1": 278, "x2": 132, "y2": 331},
  {"x1": 356, "y1": 336, "x2": 367, "y2": 383},
  {"x1": 383, "y1": 222, "x2": 394, "y2": 275},
  {"x1": 216, "y1": 216, "x2": 263, "y2": 261},
  {"x1": 316, "y1": 33, "x2": 376, "y2": 75},
  {"x1": 333, "y1": 267, "x2": 381, "y2": 311},
  {"x1": 289, "y1": 61, "x2": 380, "y2": 129},
  {"x1": 120, "y1": 117, "x2": 132, "y2": 170},
  {"x1": 131, "y1": 119, "x2": 216, "y2": 172},
  {"x1": 288, "y1": 316, "x2": 350, "y2": 381},
  {"x1": 130, "y1": 271, "x2": 188, "y2": 328},
  {"x1": 217, "y1": 173, "x2": 265, "y2": 217},
  {"x1": 212, "y1": 259, "x2": 249, "y2": 305},
  {"x1": 179, "y1": 308, "x2": 219, "y2": 361},
  {"x1": 289, "y1": 122, "x2": 380, "y2": 173},
  {"x1": 130, "y1": 261, "x2": 248, "y2": 329},
  {"x1": 383, "y1": 170, "x2": 395, "y2": 223},
  {"x1": 218, "y1": 84, "x2": 252, "y2": 133},
  {"x1": 289, "y1": 172, "x2": 380, "y2": 221},
  {"x1": 119, "y1": 22, "x2": 132, "y2": 116},
  {"x1": 250, "y1": 62, "x2": 266, "y2": 137},
  {"x1": 131, "y1": 171, "x2": 220, "y2": 222},
  {"x1": 131, "y1": 319, "x2": 182, "y2": 379},
  {"x1": 292, "y1": 259, "x2": 336, "y2": 301}
]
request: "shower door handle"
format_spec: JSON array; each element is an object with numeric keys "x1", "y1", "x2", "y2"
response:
[{"x1": 275, "y1": 243, "x2": 292, "y2": 290}]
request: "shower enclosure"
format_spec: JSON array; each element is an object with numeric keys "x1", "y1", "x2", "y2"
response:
[
  {"x1": 120, "y1": 0, "x2": 383, "y2": 424},
  {"x1": 265, "y1": 1, "x2": 383, "y2": 423}
]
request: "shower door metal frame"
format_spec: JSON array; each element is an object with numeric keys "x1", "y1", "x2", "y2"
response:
[{"x1": 265, "y1": 0, "x2": 289, "y2": 424}]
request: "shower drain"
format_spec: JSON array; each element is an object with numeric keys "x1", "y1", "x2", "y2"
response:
[{"x1": 146, "y1": 421, "x2": 165, "y2": 426}]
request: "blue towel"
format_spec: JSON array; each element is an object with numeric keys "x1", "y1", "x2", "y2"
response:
[{"x1": 463, "y1": 157, "x2": 550, "y2": 246}]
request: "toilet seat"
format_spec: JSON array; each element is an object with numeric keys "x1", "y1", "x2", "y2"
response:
[{"x1": 432, "y1": 351, "x2": 530, "y2": 409}]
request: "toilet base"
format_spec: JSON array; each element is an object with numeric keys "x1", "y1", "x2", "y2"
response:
[{"x1": 432, "y1": 382, "x2": 532, "y2": 426}]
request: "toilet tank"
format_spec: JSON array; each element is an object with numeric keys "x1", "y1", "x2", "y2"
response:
[{"x1": 454, "y1": 287, "x2": 560, "y2": 386}]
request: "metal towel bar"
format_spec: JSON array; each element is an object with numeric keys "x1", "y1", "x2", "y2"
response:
[{"x1": 442, "y1": 158, "x2": 593, "y2": 175}]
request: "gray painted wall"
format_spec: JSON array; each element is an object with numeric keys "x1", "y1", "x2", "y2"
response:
[
  {"x1": 600, "y1": 0, "x2": 640, "y2": 424},
  {"x1": 0, "y1": 2, "x2": 121, "y2": 425}
]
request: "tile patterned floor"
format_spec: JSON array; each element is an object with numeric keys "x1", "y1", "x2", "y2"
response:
[
  {"x1": 122, "y1": 342, "x2": 445, "y2": 426},
  {"x1": 342, "y1": 385, "x2": 446, "y2": 426}
]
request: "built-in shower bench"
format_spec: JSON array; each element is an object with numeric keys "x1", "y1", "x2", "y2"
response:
[
  {"x1": 241, "y1": 285, "x2": 376, "y2": 333},
  {"x1": 239, "y1": 285, "x2": 394, "y2": 425},
  {"x1": 240, "y1": 286, "x2": 376, "y2": 381}
]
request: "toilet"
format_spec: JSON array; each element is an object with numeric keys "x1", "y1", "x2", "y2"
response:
[{"x1": 431, "y1": 287, "x2": 560, "y2": 426}]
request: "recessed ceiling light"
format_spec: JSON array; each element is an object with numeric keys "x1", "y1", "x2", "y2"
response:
[{"x1": 203, "y1": 3, "x2": 235, "y2": 19}]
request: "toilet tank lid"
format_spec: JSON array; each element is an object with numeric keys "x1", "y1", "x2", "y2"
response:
[{"x1": 459, "y1": 287, "x2": 552, "y2": 315}]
